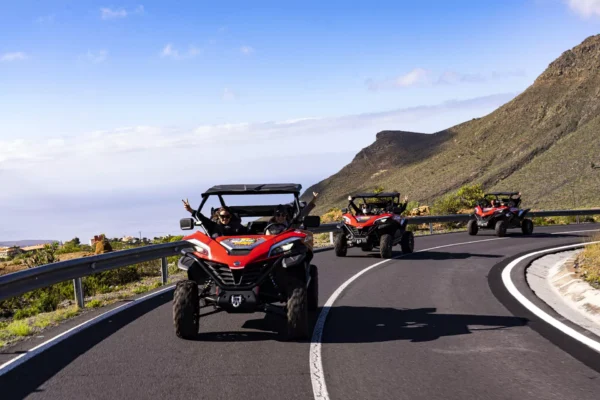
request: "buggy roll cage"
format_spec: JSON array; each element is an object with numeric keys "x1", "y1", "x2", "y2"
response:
[
  {"x1": 479, "y1": 192, "x2": 522, "y2": 207},
  {"x1": 194, "y1": 183, "x2": 306, "y2": 226},
  {"x1": 347, "y1": 192, "x2": 401, "y2": 213}
]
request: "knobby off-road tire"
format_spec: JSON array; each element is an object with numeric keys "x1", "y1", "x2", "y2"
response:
[
  {"x1": 467, "y1": 220, "x2": 478, "y2": 236},
  {"x1": 400, "y1": 231, "x2": 415, "y2": 254},
  {"x1": 286, "y1": 277, "x2": 309, "y2": 340},
  {"x1": 380, "y1": 233, "x2": 393, "y2": 259},
  {"x1": 521, "y1": 218, "x2": 534, "y2": 235},
  {"x1": 495, "y1": 220, "x2": 507, "y2": 237},
  {"x1": 173, "y1": 280, "x2": 199, "y2": 339},
  {"x1": 308, "y1": 264, "x2": 319, "y2": 312},
  {"x1": 334, "y1": 233, "x2": 347, "y2": 257}
]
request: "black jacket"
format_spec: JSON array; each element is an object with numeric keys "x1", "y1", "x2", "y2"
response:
[{"x1": 192, "y1": 211, "x2": 247, "y2": 237}]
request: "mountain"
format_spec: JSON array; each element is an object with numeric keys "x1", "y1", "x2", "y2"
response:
[
  {"x1": 0, "y1": 240, "x2": 58, "y2": 247},
  {"x1": 303, "y1": 34, "x2": 600, "y2": 214}
]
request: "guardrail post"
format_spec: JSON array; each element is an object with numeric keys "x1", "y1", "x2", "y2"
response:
[
  {"x1": 161, "y1": 257, "x2": 168, "y2": 285},
  {"x1": 576, "y1": 215, "x2": 580, "y2": 224},
  {"x1": 329, "y1": 232, "x2": 334, "y2": 245},
  {"x1": 73, "y1": 278, "x2": 84, "y2": 308},
  {"x1": 429, "y1": 223, "x2": 434, "y2": 235}
]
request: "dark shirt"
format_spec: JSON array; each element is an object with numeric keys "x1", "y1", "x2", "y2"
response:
[{"x1": 192, "y1": 211, "x2": 247, "y2": 237}]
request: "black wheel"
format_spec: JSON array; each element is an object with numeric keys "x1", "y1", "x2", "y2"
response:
[
  {"x1": 521, "y1": 218, "x2": 534, "y2": 235},
  {"x1": 495, "y1": 220, "x2": 507, "y2": 237},
  {"x1": 173, "y1": 280, "x2": 199, "y2": 339},
  {"x1": 467, "y1": 220, "x2": 478, "y2": 236},
  {"x1": 380, "y1": 233, "x2": 393, "y2": 259},
  {"x1": 361, "y1": 243, "x2": 374, "y2": 252},
  {"x1": 400, "y1": 231, "x2": 414, "y2": 254},
  {"x1": 286, "y1": 277, "x2": 309, "y2": 340},
  {"x1": 308, "y1": 265, "x2": 319, "y2": 312},
  {"x1": 334, "y1": 233, "x2": 347, "y2": 257}
]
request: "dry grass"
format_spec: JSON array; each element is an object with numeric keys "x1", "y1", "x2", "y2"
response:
[
  {"x1": 577, "y1": 233, "x2": 600, "y2": 288},
  {"x1": 0, "y1": 251, "x2": 93, "y2": 277}
]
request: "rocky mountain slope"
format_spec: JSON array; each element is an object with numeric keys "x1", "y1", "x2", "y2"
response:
[{"x1": 303, "y1": 34, "x2": 600, "y2": 213}]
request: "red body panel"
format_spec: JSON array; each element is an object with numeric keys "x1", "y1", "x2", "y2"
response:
[
  {"x1": 474, "y1": 205, "x2": 521, "y2": 217},
  {"x1": 342, "y1": 212, "x2": 393, "y2": 229},
  {"x1": 182, "y1": 229, "x2": 312, "y2": 269}
]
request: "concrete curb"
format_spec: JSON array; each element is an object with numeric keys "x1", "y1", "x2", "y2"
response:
[
  {"x1": 548, "y1": 251, "x2": 600, "y2": 324},
  {"x1": 527, "y1": 248, "x2": 600, "y2": 338}
]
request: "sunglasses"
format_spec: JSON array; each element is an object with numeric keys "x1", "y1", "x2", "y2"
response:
[{"x1": 219, "y1": 214, "x2": 231, "y2": 219}]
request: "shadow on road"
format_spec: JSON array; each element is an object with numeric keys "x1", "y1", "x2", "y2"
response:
[{"x1": 189, "y1": 306, "x2": 528, "y2": 345}]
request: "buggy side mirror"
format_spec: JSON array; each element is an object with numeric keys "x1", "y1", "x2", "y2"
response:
[
  {"x1": 180, "y1": 218, "x2": 196, "y2": 230},
  {"x1": 302, "y1": 215, "x2": 320, "y2": 228},
  {"x1": 341, "y1": 208, "x2": 348, "y2": 214}
]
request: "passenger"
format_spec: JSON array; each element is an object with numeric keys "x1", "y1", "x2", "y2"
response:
[{"x1": 182, "y1": 199, "x2": 246, "y2": 236}]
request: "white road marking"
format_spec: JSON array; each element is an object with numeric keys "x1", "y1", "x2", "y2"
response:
[
  {"x1": 310, "y1": 225, "x2": 600, "y2": 400},
  {"x1": 310, "y1": 236, "x2": 509, "y2": 400},
  {"x1": 500, "y1": 242, "x2": 600, "y2": 354},
  {"x1": 0, "y1": 284, "x2": 176, "y2": 375}
]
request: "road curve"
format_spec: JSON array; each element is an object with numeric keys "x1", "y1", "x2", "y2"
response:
[{"x1": 2, "y1": 225, "x2": 600, "y2": 399}]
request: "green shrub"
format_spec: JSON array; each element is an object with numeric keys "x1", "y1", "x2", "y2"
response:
[{"x1": 7, "y1": 320, "x2": 32, "y2": 337}]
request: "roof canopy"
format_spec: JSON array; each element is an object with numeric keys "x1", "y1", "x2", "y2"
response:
[
  {"x1": 351, "y1": 192, "x2": 400, "y2": 199},
  {"x1": 202, "y1": 184, "x2": 302, "y2": 197},
  {"x1": 485, "y1": 192, "x2": 520, "y2": 196}
]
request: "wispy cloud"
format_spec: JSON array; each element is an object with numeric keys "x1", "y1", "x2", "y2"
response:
[
  {"x1": 160, "y1": 44, "x2": 201, "y2": 60},
  {"x1": 0, "y1": 93, "x2": 516, "y2": 239},
  {"x1": 35, "y1": 14, "x2": 55, "y2": 24},
  {"x1": 240, "y1": 46, "x2": 255, "y2": 55},
  {"x1": 367, "y1": 69, "x2": 527, "y2": 91},
  {"x1": 81, "y1": 50, "x2": 109, "y2": 64},
  {"x1": 223, "y1": 88, "x2": 237, "y2": 101},
  {"x1": 0, "y1": 52, "x2": 28, "y2": 62},
  {"x1": 566, "y1": 0, "x2": 600, "y2": 18},
  {"x1": 100, "y1": 5, "x2": 144, "y2": 20}
]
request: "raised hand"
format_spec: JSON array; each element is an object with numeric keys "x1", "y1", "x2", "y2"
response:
[{"x1": 182, "y1": 198, "x2": 193, "y2": 214}]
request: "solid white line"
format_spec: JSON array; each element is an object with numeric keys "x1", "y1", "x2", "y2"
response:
[
  {"x1": 309, "y1": 236, "x2": 508, "y2": 400},
  {"x1": 0, "y1": 284, "x2": 176, "y2": 376},
  {"x1": 552, "y1": 228, "x2": 600, "y2": 235},
  {"x1": 500, "y1": 242, "x2": 600, "y2": 354}
]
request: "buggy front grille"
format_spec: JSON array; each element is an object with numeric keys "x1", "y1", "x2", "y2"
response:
[{"x1": 204, "y1": 259, "x2": 277, "y2": 288}]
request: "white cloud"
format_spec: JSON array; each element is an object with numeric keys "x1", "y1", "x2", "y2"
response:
[
  {"x1": 368, "y1": 69, "x2": 527, "y2": 90},
  {"x1": 100, "y1": 5, "x2": 144, "y2": 20},
  {"x1": 240, "y1": 46, "x2": 255, "y2": 55},
  {"x1": 0, "y1": 52, "x2": 28, "y2": 62},
  {"x1": 35, "y1": 14, "x2": 55, "y2": 23},
  {"x1": 101, "y1": 7, "x2": 128, "y2": 20},
  {"x1": 160, "y1": 44, "x2": 201, "y2": 60},
  {"x1": 223, "y1": 88, "x2": 237, "y2": 101},
  {"x1": 0, "y1": 93, "x2": 516, "y2": 240},
  {"x1": 566, "y1": 0, "x2": 600, "y2": 17},
  {"x1": 82, "y1": 50, "x2": 108, "y2": 64}
]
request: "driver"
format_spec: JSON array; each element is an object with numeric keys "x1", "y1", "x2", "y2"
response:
[
  {"x1": 265, "y1": 205, "x2": 290, "y2": 235},
  {"x1": 182, "y1": 200, "x2": 246, "y2": 237}
]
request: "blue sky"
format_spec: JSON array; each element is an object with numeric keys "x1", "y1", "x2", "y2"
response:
[{"x1": 1, "y1": 0, "x2": 599, "y2": 241}]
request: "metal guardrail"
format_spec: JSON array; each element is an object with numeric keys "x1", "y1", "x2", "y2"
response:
[
  {"x1": 2, "y1": 208, "x2": 600, "y2": 308},
  {"x1": 0, "y1": 241, "x2": 189, "y2": 305}
]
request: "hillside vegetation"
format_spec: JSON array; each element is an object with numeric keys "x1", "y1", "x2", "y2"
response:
[{"x1": 303, "y1": 35, "x2": 600, "y2": 214}]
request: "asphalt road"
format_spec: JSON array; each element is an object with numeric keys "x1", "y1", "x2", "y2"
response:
[{"x1": 2, "y1": 225, "x2": 600, "y2": 399}]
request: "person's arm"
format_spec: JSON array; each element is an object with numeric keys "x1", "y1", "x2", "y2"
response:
[{"x1": 298, "y1": 192, "x2": 319, "y2": 219}]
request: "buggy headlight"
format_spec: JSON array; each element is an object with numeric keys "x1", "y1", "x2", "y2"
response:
[
  {"x1": 374, "y1": 217, "x2": 388, "y2": 224},
  {"x1": 186, "y1": 239, "x2": 211, "y2": 258},
  {"x1": 269, "y1": 238, "x2": 302, "y2": 257}
]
